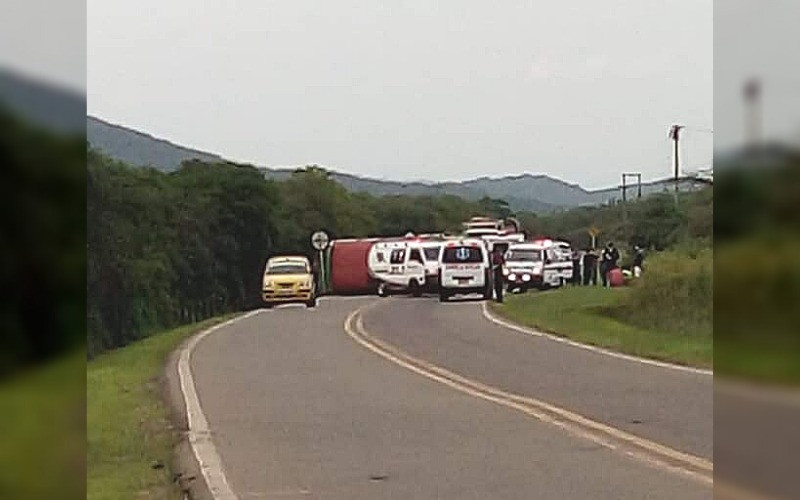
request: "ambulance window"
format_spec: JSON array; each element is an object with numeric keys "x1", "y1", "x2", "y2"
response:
[
  {"x1": 423, "y1": 246, "x2": 440, "y2": 261},
  {"x1": 390, "y1": 249, "x2": 405, "y2": 264},
  {"x1": 409, "y1": 249, "x2": 423, "y2": 263},
  {"x1": 442, "y1": 246, "x2": 483, "y2": 263}
]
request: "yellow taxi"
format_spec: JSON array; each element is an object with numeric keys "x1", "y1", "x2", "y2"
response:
[{"x1": 262, "y1": 255, "x2": 317, "y2": 308}]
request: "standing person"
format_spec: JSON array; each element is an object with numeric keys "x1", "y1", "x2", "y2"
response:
[
  {"x1": 571, "y1": 249, "x2": 582, "y2": 285},
  {"x1": 600, "y1": 242, "x2": 620, "y2": 287},
  {"x1": 633, "y1": 245, "x2": 645, "y2": 278},
  {"x1": 582, "y1": 247, "x2": 598, "y2": 286},
  {"x1": 490, "y1": 245, "x2": 505, "y2": 303},
  {"x1": 311, "y1": 255, "x2": 322, "y2": 293}
]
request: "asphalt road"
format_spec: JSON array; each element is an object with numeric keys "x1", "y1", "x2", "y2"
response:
[
  {"x1": 714, "y1": 381, "x2": 800, "y2": 499},
  {"x1": 188, "y1": 296, "x2": 712, "y2": 499}
]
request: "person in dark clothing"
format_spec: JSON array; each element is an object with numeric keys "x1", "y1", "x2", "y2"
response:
[
  {"x1": 311, "y1": 256, "x2": 322, "y2": 293},
  {"x1": 582, "y1": 248, "x2": 598, "y2": 286},
  {"x1": 490, "y1": 245, "x2": 505, "y2": 303},
  {"x1": 600, "y1": 242, "x2": 620, "y2": 287},
  {"x1": 571, "y1": 249, "x2": 582, "y2": 285}
]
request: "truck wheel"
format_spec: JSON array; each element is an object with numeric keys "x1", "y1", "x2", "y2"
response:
[{"x1": 409, "y1": 280, "x2": 422, "y2": 297}]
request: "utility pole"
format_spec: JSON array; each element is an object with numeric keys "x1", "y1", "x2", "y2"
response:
[
  {"x1": 621, "y1": 172, "x2": 641, "y2": 244},
  {"x1": 621, "y1": 173, "x2": 627, "y2": 203},
  {"x1": 669, "y1": 125, "x2": 684, "y2": 204},
  {"x1": 637, "y1": 173, "x2": 642, "y2": 198},
  {"x1": 621, "y1": 173, "x2": 642, "y2": 203},
  {"x1": 743, "y1": 78, "x2": 762, "y2": 147}
]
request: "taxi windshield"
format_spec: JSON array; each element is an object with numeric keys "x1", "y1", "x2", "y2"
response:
[
  {"x1": 266, "y1": 263, "x2": 308, "y2": 275},
  {"x1": 506, "y1": 249, "x2": 543, "y2": 262}
]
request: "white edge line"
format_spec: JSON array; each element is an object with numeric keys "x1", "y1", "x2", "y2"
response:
[
  {"x1": 344, "y1": 309, "x2": 713, "y2": 485},
  {"x1": 178, "y1": 309, "x2": 263, "y2": 500},
  {"x1": 480, "y1": 302, "x2": 713, "y2": 376}
]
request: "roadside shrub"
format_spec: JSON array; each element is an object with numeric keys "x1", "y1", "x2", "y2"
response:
[
  {"x1": 617, "y1": 247, "x2": 712, "y2": 337},
  {"x1": 715, "y1": 236, "x2": 800, "y2": 342}
]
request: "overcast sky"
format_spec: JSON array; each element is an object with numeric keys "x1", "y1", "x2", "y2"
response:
[
  {"x1": 714, "y1": 0, "x2": 800, "y2": 152},
  {"x1": 0, "y1": 0, "x2": 85, "y2": 91},
  {"x1": 86, "y1": 0, "x2": 713, "y2": 187}
]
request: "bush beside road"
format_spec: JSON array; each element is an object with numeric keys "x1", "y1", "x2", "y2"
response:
[
  {"x1": 715, "y1": 236, "x2": 800, "y2": 384},
  {"x1": 490, "y1": 250, "x2": 713, "y2": 369},
  {"x1": 87, "y1": 315, "x2": 232, "y2": 500}
]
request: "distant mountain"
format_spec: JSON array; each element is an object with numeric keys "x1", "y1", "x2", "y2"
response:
[
  {"x1": 87, "y1": 114, "x2": 705, "y2": 213},
  {"x1": 87, "y1": 116, "x2": 225, "y2": 170},
  {"x1": 714, "y1": 143, "x2": 800, "y2": 171},
  {"x1": 0, "y1": 68, "x2": 85, "y2": 134},
  {"x1": 259, "y1": 170, "x2": 564, "y2": 212}
]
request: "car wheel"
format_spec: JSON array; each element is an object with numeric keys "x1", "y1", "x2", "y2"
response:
[
  {"x1": 409, "y1": 280, "x2": 422, "y2": 297},
  {"x1": 305, "y1": 296, "x2": 317, "y2": 308},
  {"x1": 438, "y1": 290, "x2": 449, "y2": 302},
  {"x1": 263, "y1": 301, "x2": 274, "y2": 309}
]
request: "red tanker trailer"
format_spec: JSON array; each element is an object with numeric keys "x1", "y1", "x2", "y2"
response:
[{"x1": 328, "y1": 238, "x2": 379, "y2": 294}]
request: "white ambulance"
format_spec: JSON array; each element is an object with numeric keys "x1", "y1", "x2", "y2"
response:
[
  {"x1": 437, "y1": 238, "x2": 493, "y2": 302},
  {"x1": 368, "y1": 240, "x2": 428, "y2": 297},
  {"x1": 503, "y1": 239, "x2": 573, "y2": 291}
]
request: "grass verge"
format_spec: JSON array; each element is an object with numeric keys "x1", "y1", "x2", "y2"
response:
[
  {"x1": 490, "y1": 286, "x2": 712, "y2": 368},
  {"x1": 87, "y1": 315, "x2": 234, "y2": 500},
  {"x1": 0, "y1": 350, "x2": 86, "y2": 499}
]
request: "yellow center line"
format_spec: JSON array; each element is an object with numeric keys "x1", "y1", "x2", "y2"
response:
[{"x1": 344, "y1": 306, "x2": 713, "y2": 487}]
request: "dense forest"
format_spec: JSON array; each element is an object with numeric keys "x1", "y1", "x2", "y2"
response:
[
  {"x1": 0, "y1": 108, "x2": 85, "y2": 376},
  {"x1": 519, "y1": 188, "x2": 713, "y2": 252},
  {"x1": 86, "y1": 152, "x2": 518, "y2": 356},
  {"x1": 86, "y1": 146, "x2": 714, "y2": 357}
]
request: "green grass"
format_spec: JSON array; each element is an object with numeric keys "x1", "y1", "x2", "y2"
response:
[
  {"x1": 491, "y1": 286, "x2": 712, "y2": 368},
  {"x1": 87, "y1": 315, "x2": 234, "y2": 500},
  {"x1": 0, "y1": 350, "x2": 86, "y2": 499},
  {"x1": 715, "y1": 340, "x2": 800, "y2": 385}
]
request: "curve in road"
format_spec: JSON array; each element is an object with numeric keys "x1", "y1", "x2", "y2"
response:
[{"x1": 180, "y1": 296, "x2": 712, "y2": 499}]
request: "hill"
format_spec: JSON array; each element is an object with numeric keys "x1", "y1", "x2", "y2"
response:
[
  {"x1": 87, "y1": 115, "x2": 707, "y2": 212},
  {"x1": 0, "y1": 68, "x2": 85, "y2": 134},
  {"x1": 86, "y1": 116, "x2": 225, "y2": 170}
]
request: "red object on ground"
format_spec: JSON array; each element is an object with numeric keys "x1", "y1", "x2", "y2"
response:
[
  {"x1": 330, "y1": 239, "x2": 376, "y2": 294},
  {"x1": 608, "y1": 267, "x2": 625, "y2": 287}
]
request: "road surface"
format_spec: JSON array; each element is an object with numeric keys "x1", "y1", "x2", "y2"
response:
[{"x1": 184, "y1": 296, "x2": 712, "y2": 499}]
